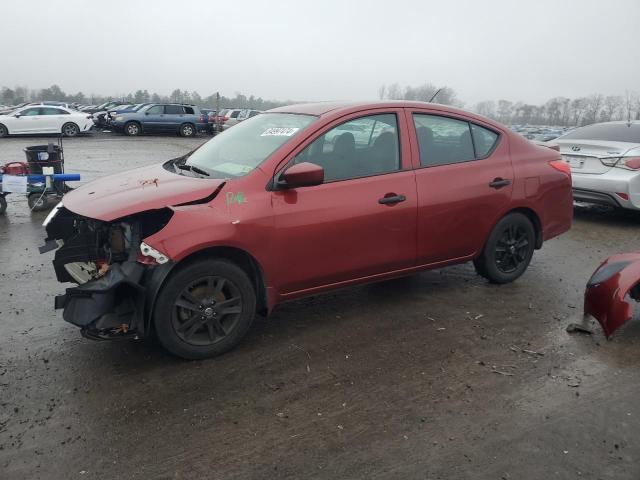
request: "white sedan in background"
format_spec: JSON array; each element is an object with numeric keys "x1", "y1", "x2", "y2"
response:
[{"x1": 0, "y1": 105, "x2": 94, "y2": 137}]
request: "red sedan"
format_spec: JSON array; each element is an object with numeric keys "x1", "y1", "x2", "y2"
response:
[{"x1": 42, "y1": 101, "x2": 573, "y2": 359}]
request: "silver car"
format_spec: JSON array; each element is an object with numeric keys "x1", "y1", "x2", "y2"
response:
[{"x1": 554, "y1": 121, "x2": 640, "y2": 210}]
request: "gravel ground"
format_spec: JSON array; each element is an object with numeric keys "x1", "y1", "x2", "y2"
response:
[{"x1": 1, "y1": 132, "x2": 640, "y2": 479}]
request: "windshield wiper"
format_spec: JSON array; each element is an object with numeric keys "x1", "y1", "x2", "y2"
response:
[{"x1": 177, "y1": 164, "x2": 210, "y2": 176}]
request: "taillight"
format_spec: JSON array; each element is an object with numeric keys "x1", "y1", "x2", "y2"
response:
[
  {"x1": 550, "y1": 159, "x2": 571, "y2": 177},
  {"x1": 601, "y1": 156, "x2": 640, "y2": 170},
  {"x1": 199, "y1": 114, "x2": 205, "y2": 122},
  {"x1": 622, "y1": 157, "x2": 640, "y2": 170}
]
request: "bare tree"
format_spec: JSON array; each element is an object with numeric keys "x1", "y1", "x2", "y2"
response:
[
  {"x1": 474, "y1": 100, "x2": 496, "y2": 118},
  {"x1": 377, "y1": 85, "x2": 386, "y2": 100}
]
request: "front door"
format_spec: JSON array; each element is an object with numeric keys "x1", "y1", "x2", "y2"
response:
[
  {"x1": 409, "y1": 111, "x2": 514, "y2": 264},
  {"x1": 271, "y1": 111, "x2": 417, "y2": 295},
  {"x1": 142, "y1": 105, "x2": 165, "y2": 132}
]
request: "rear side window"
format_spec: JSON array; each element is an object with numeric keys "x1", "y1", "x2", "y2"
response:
[
  {"x1": 165, "y1": 105, "x2": 184, "y2": 114},
  {"x1": 413, "y1": 114, "x2": 475, "y2": 166},
  {"x1": 41, "y1": 108, "x2": 68, "y2": 115},
  {"x1": 230, "y1": 110, "x2": 241, "y2": 118},
  {"x1": 560, "y1": 123, "x2": 640, "y2": 143},
  {"x1": 184, "y1": 106, "x2": 194, "y2": 114},
  {"x1": 471, "y1": 124, "x2": 499, "y2": 158},
  {"x1": 413, "y1": 114, "x2": 499, "y2": 167}
]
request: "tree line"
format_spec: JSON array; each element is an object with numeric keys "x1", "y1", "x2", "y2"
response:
[
  {"x1": 473, "y1": 93, "x2": 640, "y2": 127},
  {"x1": 0, "y1": 85, "x2": 290, "y2": 111},
  {"x1": 3, "y1": 83, "x2": 639, "y2": 127}
]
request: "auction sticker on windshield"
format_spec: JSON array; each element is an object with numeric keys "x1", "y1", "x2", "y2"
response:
[{"x1": 261, "y1": 127, "x2": 300, "y2": 137}]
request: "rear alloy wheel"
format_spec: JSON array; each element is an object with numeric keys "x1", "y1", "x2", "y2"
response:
[
  {"x1": 154, "y1": 259, "x2": 256, "y2": 359},
  {"x1": 124, "y1": 122, "x2": 141, "y2": 136},
  {"x1": 0, "y1": 124, "x2": 7, "y2": 137},
  {"x1": 180, "y1": 123, "x2": 195, "y2": 137},
  {"x1": 62, "y1": 122, "x2": 79, "y2": 137},
  {"x1": 473, "y1": 212, "x2": 535, "y2": 284}
]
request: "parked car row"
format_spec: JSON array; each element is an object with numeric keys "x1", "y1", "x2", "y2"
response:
[{"x1": 0, "y1": 101, "x2": 262, "y2": 138}]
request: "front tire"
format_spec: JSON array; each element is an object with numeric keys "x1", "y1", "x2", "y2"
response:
[
  {"x1": 0, "y1": 124, "x2": 7, "y2": 137},
  {"x1": 62, "y1": 122, "x2": 79, "y2": 137},
  {"x1": 124, "y1": 122, "x2": 141, "y2": 136},
  {"x1": 154, "y1": 259, "x2": 256, "y2": 359},
  {"x1": 474, "y1": 212, "x2": 535, "y2": 284},
  {"x1": 180, "y1": 123, "x2": 196, "y2": 137}
]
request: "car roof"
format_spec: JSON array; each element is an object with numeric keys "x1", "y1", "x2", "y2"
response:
[
  {"x1": 269, "y1": 101, "x2": 473, "y2": 117},
  {"x1": 267, "y1": 101, "x2": 506, "y2": 129}
]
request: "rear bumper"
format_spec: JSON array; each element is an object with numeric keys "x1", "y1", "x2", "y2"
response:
[{"x1": 572, "y1": 169, "x2": 640, "y2": 210}]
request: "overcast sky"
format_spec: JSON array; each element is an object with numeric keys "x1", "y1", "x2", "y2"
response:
[{"x1": 2, "y1": 0, "x2": 638, "y2": 105}]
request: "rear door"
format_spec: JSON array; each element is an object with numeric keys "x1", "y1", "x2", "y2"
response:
[
  {"x1": 40, "y1": 107, "x2": 68, "y2": 133},
  {"x1": 409, "y1": 110, "x2": 513, "y2": 264},
  {"x1": 271, "y1": 109, "x2": 418, "y2": 294},
  {"x1": 164, "y1": 105, "x2": 185, "y2": 132}
]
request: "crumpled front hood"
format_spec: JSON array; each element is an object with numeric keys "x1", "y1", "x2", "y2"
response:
[{"x1": 62, "y1": 162, "x2": 224, "y2": 221}]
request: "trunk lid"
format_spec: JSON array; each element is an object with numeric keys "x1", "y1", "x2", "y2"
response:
[{"x1": 555, "y1": 139, "x2": 640, "y2": 174}]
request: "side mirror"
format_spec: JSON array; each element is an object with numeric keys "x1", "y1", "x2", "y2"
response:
[
  {"x1": 14, "y1": 113, "x2": 21, "y2": 118},
  {"x1": 278, "y1": 162, "x2": 324, "y2": 189}
]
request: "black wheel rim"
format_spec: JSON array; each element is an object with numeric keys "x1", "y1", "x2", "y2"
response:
[
  {"x1": 495, "y1": 224, "x2": 530, "y2": 273},
  {"x1": 171, "y1": 276, "x2": 243, "y2": 346}
]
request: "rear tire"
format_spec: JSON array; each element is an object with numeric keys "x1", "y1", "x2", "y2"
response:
[
  {"x1": 154, "y1": 259, "x2": 256, "y2": 359},
  {"x1": 474, "y1": 212, "x2": 535, "y2": 284},
  {"x1": 124, "y1": 122, "x2": 141, "y2": 136},
  {"x1": 0, "y1": 124, "x2": 7, "y2": 137},
  {"x1": 180, "y1": 123, "x2": 196, "y2": 137},
  {"x1": 62, "y1": 122, "x2": 79, "y2": 137}
]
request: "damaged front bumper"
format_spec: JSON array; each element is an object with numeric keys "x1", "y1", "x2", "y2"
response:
[
  {"x1": 42, "y1": 204, "x2": 174, "y2": 340},
  {"x1": 584, "y1": 253, "x2": 640, "y2": 337}
]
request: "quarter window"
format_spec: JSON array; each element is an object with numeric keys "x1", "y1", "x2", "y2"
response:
[
  {"x1": 471, "y1": 124, "x2": 499, "y2": 158},
  {"x1": 294, "y1": 113, "x2": 400, "y2": 182}
]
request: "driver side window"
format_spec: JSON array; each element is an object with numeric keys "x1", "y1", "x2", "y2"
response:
[
  {"x1": 20, "y1": 108, "x2": 41, "y2": 116},
  {"x1": 293, "y1": 113, "x2": 400, "y2": 182}
]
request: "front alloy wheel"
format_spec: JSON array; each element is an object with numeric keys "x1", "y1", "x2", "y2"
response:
[
  {"x1": 154, "y1": 259, "x2": 256, "y2": 359},
  {"x1": 125, "y1": 122, "x2": 140, "y2": 136}
]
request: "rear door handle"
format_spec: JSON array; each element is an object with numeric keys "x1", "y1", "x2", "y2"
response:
[
  {"x1": 489, "y1": 178, "x2": 511, "y2": 189},
  {"x1": 378, "y1": 194, "x2": 406, "y2": 205}
]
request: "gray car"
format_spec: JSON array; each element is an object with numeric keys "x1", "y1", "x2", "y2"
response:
[{"x1": 554, "y1": 121, "x2": 640, "y2": 210}]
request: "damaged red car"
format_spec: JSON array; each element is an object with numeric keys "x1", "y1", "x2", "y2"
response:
[
  {"x1": 584, "y1": 252, "x2": 640, "y2": 337},
  {"x1": 41, "y1": 101, "x2": 573, "y2": 359}
]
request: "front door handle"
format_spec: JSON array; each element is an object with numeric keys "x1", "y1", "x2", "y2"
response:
[
  {"x1": 378, "y1": 194, "x2": 406, "y2": 205},
  {"x1": 489, "y1": 178, "x2": 511, "y2": 189}
]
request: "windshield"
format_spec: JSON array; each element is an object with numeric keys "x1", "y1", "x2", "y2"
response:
[
  {"x1": 186, "y1": 113, "x2": 316, "y2": 177},
  {"x1": 560, "y1": 123, "x2": 640, "y2": 143}
]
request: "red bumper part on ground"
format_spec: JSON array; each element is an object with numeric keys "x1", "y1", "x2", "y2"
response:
[{"x1": 584, "y1": 252, "x2": 640, "y2": 337}]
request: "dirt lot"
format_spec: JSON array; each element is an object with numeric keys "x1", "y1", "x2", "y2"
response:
[{"x1": 1, "y1": 132, "x2": 640, "y2": 479}]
